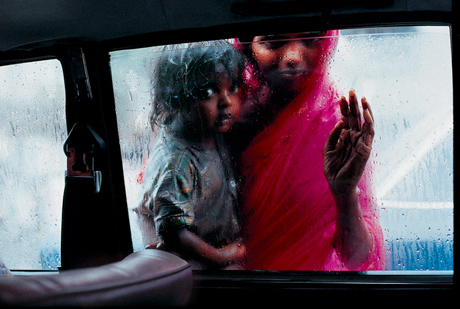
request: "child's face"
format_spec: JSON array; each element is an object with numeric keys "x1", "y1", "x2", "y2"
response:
[{"x1": 189, "y1": 62, "x2": 242, "y2": 135}]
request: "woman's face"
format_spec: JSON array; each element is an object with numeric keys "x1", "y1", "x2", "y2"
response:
[{"x1": 251, "y1": 32, "x2": 328, "y2": 94}]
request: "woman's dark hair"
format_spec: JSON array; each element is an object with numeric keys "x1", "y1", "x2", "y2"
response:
[{"x1": 149, "y1": 40, "x2": 246, "y2": 129}]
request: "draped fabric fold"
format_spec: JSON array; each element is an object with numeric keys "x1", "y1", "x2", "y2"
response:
[{"x1": 238, "y1": 31, "x2": 385, "y2": 271}]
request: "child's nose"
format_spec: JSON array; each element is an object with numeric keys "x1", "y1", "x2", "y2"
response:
[{"x1": 218, "y1": 90, "x2": 232, "y2": 107}]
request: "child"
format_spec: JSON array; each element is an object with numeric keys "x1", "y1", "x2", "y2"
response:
[{"x1": 137, "y1": 41, "x2": 247, "y2": 270}]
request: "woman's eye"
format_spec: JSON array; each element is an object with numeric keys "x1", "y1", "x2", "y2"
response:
[
  {"x1": 261, "y1": 40, "x2": 286, "y2": 50},
  {"x1": 255, "y1": 35, "x2": 287, "y2": 50},
  {"x1": 301, "y1": 32, "x2": 326, "y2": 46},
  {"x1": 301, "y1": 37, "x2": 323, "y2": 46}
]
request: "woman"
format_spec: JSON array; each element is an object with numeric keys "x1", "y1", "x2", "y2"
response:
[{"x1": 231, "y1": 31, "x2": 385, "y2": 271}]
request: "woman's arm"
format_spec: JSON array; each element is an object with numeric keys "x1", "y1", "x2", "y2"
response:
[
  {"x1": 323, "y1": 90, "x2": 375, "y2": 269},
  {"x1": 331, "y1": 189, "x2": 374, "y2": 269}
]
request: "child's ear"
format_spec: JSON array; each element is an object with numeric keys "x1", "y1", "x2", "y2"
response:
[
  {"x1": 179, "y1": 103, "x2": 196, "y2": 123},
  {"x1": 170, "y1": 95, "x2": 182, "y2": 110}
]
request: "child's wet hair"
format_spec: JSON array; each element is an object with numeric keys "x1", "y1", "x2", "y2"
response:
[{"x1": 149, "y1": 40, "x2": 246, "y2": 129}]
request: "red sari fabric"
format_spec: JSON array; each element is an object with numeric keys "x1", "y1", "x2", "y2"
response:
[{"x1": 238, "y1": 32, "x2": 385, "y2": 271}]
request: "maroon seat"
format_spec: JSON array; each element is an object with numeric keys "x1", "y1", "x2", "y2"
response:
[{"x1": 0, "y1": 249, "x2": 192, "y2": 306}]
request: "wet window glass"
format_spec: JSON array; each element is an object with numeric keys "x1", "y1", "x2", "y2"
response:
[
  {"x1": 110, "y1": 26, "x2": 453, "y2": 271},
  {"x1": 0, "y1": 60, "x2": 66, "y2": 270}
]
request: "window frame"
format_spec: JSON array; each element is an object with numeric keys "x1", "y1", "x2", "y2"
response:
[
  {"x1": 1, "y1": 5, "x2": 454, "y2": 305},
  {"x1": 106, "y1": 24, "x2": 454, "y2": 309},
  {"x1": 106, "y1": 24, "x2": 454, "y2": 305}
]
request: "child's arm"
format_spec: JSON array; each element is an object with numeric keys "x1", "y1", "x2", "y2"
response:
[{"x1": 161, "y1": 228, "x2": 246, "y2": 268}]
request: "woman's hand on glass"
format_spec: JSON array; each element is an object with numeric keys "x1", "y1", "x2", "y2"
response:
[{"x1": 323, "y1": 89, "x2": 374, "y2": 198}]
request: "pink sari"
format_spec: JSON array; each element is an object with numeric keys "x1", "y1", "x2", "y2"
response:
[{"x1": 238, "y1": 31, "x2": 385, "y2": 271}]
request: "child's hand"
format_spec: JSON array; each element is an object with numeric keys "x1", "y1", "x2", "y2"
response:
[
  {"x1": 145, "y1": 241, "x2": 164, "y2": 250},
  {"x1": 219, "y1": 241, "x2": 246, "y2": 265},
  {"x1": 163, "y1": 228, "x2": 246, "y2": 269},
  {"x1": 323, "y1": 89, "x2": 374, "y2": 200}
]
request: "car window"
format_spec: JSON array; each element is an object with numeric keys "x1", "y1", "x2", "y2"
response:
[
  {"x1": 110, "y1": 26, "x2": 452, "y2": 271},
  {"x1": 331, "y1": 27, "x2": 453, "y2": 271},
  {"x1": 0, "y1": 59, "x2": 66, "y2": 270}
]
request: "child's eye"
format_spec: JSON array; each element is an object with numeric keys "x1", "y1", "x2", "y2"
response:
[
  {"x1": 196, "y1": 87, "x2": 216, "y2": 100},
  {"x1": 205, "y1": 88, "x2": 215, "y2": 97},
  {"x1": 230, "y1": 82, "x2": 241, "y2": 94}
]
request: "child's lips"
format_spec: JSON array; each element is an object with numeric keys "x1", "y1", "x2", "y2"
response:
[{"x1": 216, "y1": 113, "x2": 233, "y2": 126}]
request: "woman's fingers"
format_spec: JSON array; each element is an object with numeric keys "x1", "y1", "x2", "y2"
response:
[
  {"x1": 340, "y1": 89, "x2": 364, "y2": 131},
  {"x1": 348, "y1": 89, "x2": 361, "y2": 131},
  {"x1": 324, "y1": 119, "x2": 346, "y2": 154},
  {"x1": 361, "y1": 97, "x2": 374, "y2": 147},
  {"x1": 361, "y1": 96, "x2": 374, "y2": 123},
  {"x1": 339, "y1": 96, "x2": 349, "y2": 128},
  {"x1": 338, "y1": 90, "x2": 374, "y2": 148}
]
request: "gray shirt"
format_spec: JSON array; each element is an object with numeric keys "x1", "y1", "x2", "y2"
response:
[{"x1": 139, "y1": 129, "x2": 240, "y2": 248}]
